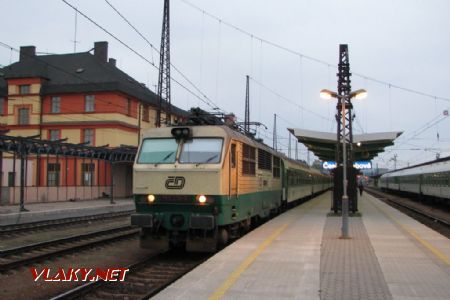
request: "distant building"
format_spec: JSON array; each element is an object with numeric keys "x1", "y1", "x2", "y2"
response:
[{"x1": 0, "y1": 41, "x2": 186, "y2": 204}]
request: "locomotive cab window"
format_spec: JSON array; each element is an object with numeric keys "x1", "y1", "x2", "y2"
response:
[
  {"x1": 137, "y1": 138, "x2": 178, "y2": 164},
  {"x1": 179, "y1": 138, "x2": 223, "y2": 164}
]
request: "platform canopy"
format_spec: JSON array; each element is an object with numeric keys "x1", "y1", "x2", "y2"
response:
[{"x1": 288, "y1": 128, "x2": 402, "y2": 161}]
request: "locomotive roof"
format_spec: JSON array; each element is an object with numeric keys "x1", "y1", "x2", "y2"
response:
[
  {"x1": 141, "y1": 125, "x2": 325, "y2": 175},
  {"x1": 141, "y1": 125, "x2": 280, "y2": 156}
]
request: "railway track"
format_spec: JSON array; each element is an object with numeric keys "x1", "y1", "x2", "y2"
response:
[
  {"x1": 366, "y1": 187, "x2": 450, "y2": 237},
  {"x1": 50, "y1": 252, "x2": 208, "y2": 300},
  {"x1": 0, "y1": 225, "x2": 139, "y2": 273},
  {"x1": 0, "y1": 210, "x2": 134, "y2": 236},
  {"x1": 46, "y1": 194, "x2": 324, "y2": 299}
]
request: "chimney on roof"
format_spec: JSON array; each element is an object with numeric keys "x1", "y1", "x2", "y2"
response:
[
  {"x1": 108, "y1": 58, "x2": 116, "y2": 67},
  {"x1": 94, "y1": 41, "x2": 108, "y2": 62},
  {"x1": 20, "y1": 46, "x2": 36, "y2": 62}
]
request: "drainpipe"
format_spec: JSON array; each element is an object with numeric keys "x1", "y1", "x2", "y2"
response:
[{"x1": 138, "y1": 102, "x2": 142, "y2": 145}]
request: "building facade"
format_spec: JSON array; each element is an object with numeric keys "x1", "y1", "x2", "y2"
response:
[{"x1": 0, "y1": 42, "x2": 185, "y2": 204}]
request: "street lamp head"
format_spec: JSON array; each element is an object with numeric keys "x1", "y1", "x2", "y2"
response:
[
  {"x1": 320, "y1": 89, "x2": 338, "y2": 99},
  {"x1": 350, "y1": 89, "x2": 368, "y2": 100}
]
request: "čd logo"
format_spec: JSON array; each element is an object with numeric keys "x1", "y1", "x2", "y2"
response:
[{"x1": 165, "y1": 176, "x2": 185, "y2": 189}]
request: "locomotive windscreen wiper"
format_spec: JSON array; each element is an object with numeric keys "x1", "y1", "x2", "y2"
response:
[
  {"x1": 162, "y1": 151, "x2": 175, "y2": 162},
  {"x1": 204, "y1": 154, "x2": 218, "y2": 163}
]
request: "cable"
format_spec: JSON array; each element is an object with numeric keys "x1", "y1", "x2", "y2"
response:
[
  {"x1": 0, "y1": 41, "x2": 165, "y2": 129},
  {"x1": 61, "y1": 0, "x2": 221, "y2": 112},
  {"x1": 249, "y1": 77, "x2": 332, "y2": 123},
  {"x1": 102, "y1": 0, "x2": 223, "y2": 112},
  {"x1": 104, "y1": 0, "x2": 450, "y2": 165},
  {"x1": 103, "y1": 0, "x2": 155, "y2": 65},
  {"x1": 180, "y1": 0, "x2": 450, "y2": 104}
]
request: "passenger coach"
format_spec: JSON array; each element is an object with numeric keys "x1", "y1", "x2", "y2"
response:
[{"x1": 379, "y1": 156, "x2": 450, "y2": 202}]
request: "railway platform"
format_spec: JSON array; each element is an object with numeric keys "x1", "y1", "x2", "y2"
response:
[
  {"x1": 155, "y1": 191, "x2": 450, "y2": 300},
  {"x1": 0, "y1": 198, "x2": 135, "y2": 226}
]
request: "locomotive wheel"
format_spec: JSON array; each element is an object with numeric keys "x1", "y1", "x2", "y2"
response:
[{"x1": 218, "y1": 227, "x2": 229, "y2": 245}]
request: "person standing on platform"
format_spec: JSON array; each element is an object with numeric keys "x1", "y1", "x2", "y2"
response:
[{"x1": 358, "y1": 176, "x2": 365, "y2": 196}]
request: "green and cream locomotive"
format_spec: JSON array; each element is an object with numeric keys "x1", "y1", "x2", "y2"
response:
[{"x1": 131, "y1": 125, "x2": 331, "y2": 252}]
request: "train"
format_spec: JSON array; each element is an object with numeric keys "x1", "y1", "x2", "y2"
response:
[
  {"x1": 379, "y1": 156, "x2": 450, "y2": 202},
  {"x1": 131, "y1": 122, "x2": 332, "y2": 252}
]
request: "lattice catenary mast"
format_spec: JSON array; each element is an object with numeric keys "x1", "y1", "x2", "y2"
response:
[
  {"x1": 156, "y1": 0, "x2": 171, "y2": 127},
  {"x1": 336, "y1": 44, "x2": 354, "y2": 166},
  {"x1": 244, "y1": 75, "x2": 250, "y2": 133}
]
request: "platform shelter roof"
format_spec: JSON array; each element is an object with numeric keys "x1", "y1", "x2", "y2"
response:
[{"x1": 288, "y1": 128, "x2": 402, "y2": 161}]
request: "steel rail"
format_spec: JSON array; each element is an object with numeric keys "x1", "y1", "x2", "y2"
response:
[
  {"x1": 0, "y1": 227, "x2": 139, "y2": 272},
  {"x1": 366, "y1": 187, "x2": 450, "y2": 227},
  {"x1": 49, "y1": 253, "x2": 207, "y2": 300},
  {"x1": 0, "y1": 210, "x2": 134, "y2": 235}
]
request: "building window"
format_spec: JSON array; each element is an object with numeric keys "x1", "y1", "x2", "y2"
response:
[
  {"x1": 83, "y1": 128, "x2": 94, "y2": 145},
  {"x1": 19, "y1": 85, "x2": 31, "y2": 94},
  {"x1": 126, "y1": 98, "x2": 132, "y2": 115},
  {"x1": 8, "y1": 172, "x2": 15, "y2": 187},
  {"x1": 82, "y1": 163, "x2": 95, "y2": 186},
  {"x1": 51, "y1": 96, "x2": 60, "y2": 113},
  {"x1": 49, "y1": 129, "x2": 60, "y2": 141},
  {"x1": 0, "y1": 98, "x2": 4, "y2": 115},
  {"x1": 18, "y1": 107, "x2": 30, "y2": 125},
  {"x1": 85, "y1": 95, "x2": 95, "y2": 112},
  {"x1": 142, "y1": 105, "x2": 149, "y2": 122},
  {"x1": 242, "y1": 144, "x2": 256, "y2": 175},
  {"x1": 47, "y1": 163, "x2": 60, "y2": 186}
]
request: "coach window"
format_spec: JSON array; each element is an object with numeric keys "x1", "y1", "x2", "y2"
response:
[
  {"x1": 179, "y1": 138, "x2": 223, "y2": 164},
  {"x1": 137, "y1": 138, "x2": 178, "y2": 164},
  {"x1": 242, "y1": 144, "x2": 256, "y2": 175}
]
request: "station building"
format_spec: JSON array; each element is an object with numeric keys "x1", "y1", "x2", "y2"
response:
[{"x1": 0, "y1": 41, "x2": 186, "y2": 204}]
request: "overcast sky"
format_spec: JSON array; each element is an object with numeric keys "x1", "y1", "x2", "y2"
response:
[{"x1": 1, "y1": 0, "x2": 449, "y2": 170}]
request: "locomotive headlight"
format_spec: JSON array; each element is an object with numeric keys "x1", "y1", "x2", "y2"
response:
[
  {"x1": 198, "y1": 195, "x2": 207, "y2": 204},
  {"x1": 147, "y1": 194, "x2": 155, "y2": 203}
]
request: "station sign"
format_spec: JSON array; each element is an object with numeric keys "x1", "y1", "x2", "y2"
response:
[
  {"x1": 323, "y1": 161, "x2": 337, "y2": 169},
  {"x1": 353, "y1": 160, "x2": 372, "y2": 169},
  {"x1": 322, "y1": 160, "x2": 372, "y2": 169}
]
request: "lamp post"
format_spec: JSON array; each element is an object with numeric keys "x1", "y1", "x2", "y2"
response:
[{"x1": 320, "y1": 88, "x2": 367, "y2": 238}]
